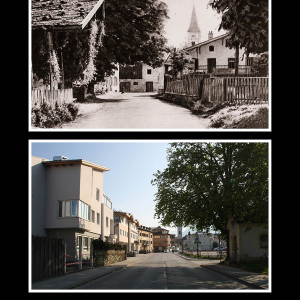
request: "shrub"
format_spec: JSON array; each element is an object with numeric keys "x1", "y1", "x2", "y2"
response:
[
  {"x1": 31, "y1": 101, "x2": 79, "y2": 128},
  {"x1": 92, "y1": 238, "x2": 126, "y2": 251}
]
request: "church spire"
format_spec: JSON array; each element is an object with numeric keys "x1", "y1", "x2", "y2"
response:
[{"x1": 187, "y1": 5, "x2": 200, "y2": 33}]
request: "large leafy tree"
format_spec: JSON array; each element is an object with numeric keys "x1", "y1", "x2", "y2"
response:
[
  {"x1": 95, "y1": 0, "x2": 169, "y2": 80},
  {"x1": 209, "y1": 0, "x2": 268, "y2": 75},
  {"x1": 32, "y1": 0, "x2": 169, "y2": 85},
  {"x1": 151, "y1": 143, "x2": 268, "y2": 244}
]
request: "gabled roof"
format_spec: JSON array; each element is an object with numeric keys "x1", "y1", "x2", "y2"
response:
[
  {"x1": 187, "y1": 5, "x2": 200, "y2": 33},
  {"x1": 185, "y1": 33, "x2": 230, "y2": 51},
  {"x1": 31, "y1": 0, "x2": 104, "y2": 30}
]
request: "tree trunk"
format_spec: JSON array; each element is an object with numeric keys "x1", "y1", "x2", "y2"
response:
[{"x1": 235, "y1": 43, "x2": 239, "y2": 76}]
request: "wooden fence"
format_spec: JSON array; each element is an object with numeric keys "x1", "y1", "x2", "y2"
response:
[
  {"x1": 32, "y1": 235, "x2": 64, "y2": 281},
  {"x1": 31, "y1": 88, "x2": 74, "y2": 108},
  {"x1": 165, "y1": 76, "x2": 268, "y2": 105}
]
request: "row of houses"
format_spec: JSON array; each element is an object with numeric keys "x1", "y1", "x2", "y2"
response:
[
  {"x1": 31, "y1": 1, "x2": 263, "y2": 100},
  {"x1": 31, "y1": 155, "x2": 177, "y2": 263},
  {"x1": 31, "y1": 155, "x2": 268, "y2": 263}
]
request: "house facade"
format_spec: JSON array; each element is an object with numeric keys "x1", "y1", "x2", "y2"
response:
[
  {"x1": 113, "y1": 211, "x2": 140, "y2": 252},
  {"x1": 227, "y1": 219, "x2": 268, "y2": 262},
  {"x1": 119, "y1": 63, "x2": 164, "y2": 93},
  {"x1": 152, "y1": 226, "x2": 171, "y2": 252},
  {"x1": 31, "y1": 156, "x2": 114, "y2": 261},
  {"x1": 185, "y1": 32, "x2": 257, "y2": 76},
  {"x1": 138, "y1": 225, "x2": 153, "y2": 253},
  {"x1": 184, "y1": 232, "x2": 226, "y2": 251}
]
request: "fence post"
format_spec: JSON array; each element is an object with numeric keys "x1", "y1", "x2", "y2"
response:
[
  {"x1": 79, "y1": 245, "x2": 82, "y2": 270},
  {"x1": 223, "y1": 78, "x2": 227, "y2": 102},
  {"x1": 64, "y1": 243, "x2": 67, "y2": 274},
  {"x1": 91, "y1": 242, "x2": 94, "y2": 268}
]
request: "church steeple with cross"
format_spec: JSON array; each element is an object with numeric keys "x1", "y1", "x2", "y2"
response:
[{"x1": 187, "y1": 5, "x2": 201, "y2": 46}]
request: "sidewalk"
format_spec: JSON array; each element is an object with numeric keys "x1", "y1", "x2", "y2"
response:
[
  {"x1": 31, "y1": 254, "x2": 149, "y2": 290},
  {"x1": 201, "y1": 263, "x2": 269, "y2": 290},
  {"x1": 175, "y1": 253, "x2": 269, "y2": 290}
]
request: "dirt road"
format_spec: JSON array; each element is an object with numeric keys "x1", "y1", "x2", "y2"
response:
[{"x1": 60, "y1": 92, "x2": 211, "y2": 130}]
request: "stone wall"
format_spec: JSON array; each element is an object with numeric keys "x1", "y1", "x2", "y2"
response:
[{"x1": 93, "y1": 250, "x2": 126, "y2": 267}]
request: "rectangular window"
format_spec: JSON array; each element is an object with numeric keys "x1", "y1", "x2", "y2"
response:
[
  {"x1": 83, "y1": 236, "x2": 88, "y2": 251},
  {"x1": 92, "y1": 210, "x2": 95, "y2": 223},
  {"x1": 147, "y1": 69, "x2": 152, "y2": 74},
  {"x1": 228, "y1": 58, "x2": 235, "y2": 69},
  {"x1": 96, "y1": 188, "x2": 100, "y2": 201},
  {"x1": 106, "y1": 217, "x2": 108, "y2": 227},
  {"x1": 97, "y1": 213, "x2": 100, "y2": 224},
  {"x1": 58, "y1": 201, "x2": 62, "y2": 217},
  {"x1": 77, "y1": 235, "x2": 82, "y2": 250},
  {"x1": 65, "y1": 201, "x2": 71, "y2": 217},
  {"x1": 72, "y1": 201, "x2": 78, "y2": 217}
]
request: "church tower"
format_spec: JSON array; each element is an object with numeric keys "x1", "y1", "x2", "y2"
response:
[
  {"x1": 187, "y1": 5, "x2": 201, "y2": 46},
  {"x1": 177, "y1": 225, "x2": 182, "y2": 238}
]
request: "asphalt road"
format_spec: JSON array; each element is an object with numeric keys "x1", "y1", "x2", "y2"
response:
[
  {"x1": 61, "y1": 92, "x2": 211, "y2": 130},
  {"x1": 74, "y1": 253, "x2": 255, "y2": 290}
]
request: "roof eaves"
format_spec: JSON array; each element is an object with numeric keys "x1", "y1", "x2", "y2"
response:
[{"x1": 184, "y1": 33, "x2": 230, "y2": 51}]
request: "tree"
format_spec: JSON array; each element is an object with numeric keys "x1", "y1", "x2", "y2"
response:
[
  {"x1": 31, "y1": 0, "x2": 169, "y2": 85},
  {"x1": 169, "y1": 49, "x2": 194, "y2": 78},
  {"x1": 209, "y1": 0, "x2": 268, "y2": 75},
  {"x1": 151, "y1": 143, "x2": 268, "y2": 247},
  {"x1": 94, "y1": 0, "x2": 169, "y2": 81}
]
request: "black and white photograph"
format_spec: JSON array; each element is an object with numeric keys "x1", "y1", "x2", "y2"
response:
[{"x1": 29, "y1": 0, "x2": 270, "y2": 130}]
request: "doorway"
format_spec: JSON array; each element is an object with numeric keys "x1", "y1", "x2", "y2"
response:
[
  {"x1": 207, "y1": 58, "x2": 216, "y2": 73},
  {"x1": 120, "y1": 82, "x2": 131, "y2": 92},
  {"x1": 146, "y1": 82, "x2": 153, "y2": 92}
]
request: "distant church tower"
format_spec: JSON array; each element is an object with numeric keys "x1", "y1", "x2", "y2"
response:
[
  {"x1": 177, "y1": 225, "x2": 182, "y2": 238},
  {"x1": 187, "y1": 5, "x2": 201, "y2": 46}
]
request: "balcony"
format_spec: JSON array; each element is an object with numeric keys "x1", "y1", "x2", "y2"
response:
[{"x1": 196, "y1": 65, "x2": 253, "y2": 76}]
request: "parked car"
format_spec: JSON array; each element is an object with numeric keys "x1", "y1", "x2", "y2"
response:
[
  {"x1": 164, "y1": 249, "x2": 169, "y2": 253},
  {"x1": 214, "y1": 247, "x2": 225, "y2": 250}
]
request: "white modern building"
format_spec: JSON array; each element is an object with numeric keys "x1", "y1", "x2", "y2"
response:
[{"x1": 31, "y1": 156, "x2": 115, "y2": 261}]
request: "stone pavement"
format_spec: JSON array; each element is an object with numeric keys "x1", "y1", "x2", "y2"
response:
[
  {"x1": 201, "y1": 264, "x2": 269, "y2": 290},
  {"x1": 31, "y1": 254, "x2": 149, "y2": 290},
  {"x1": 175, "y1": 253, "x2": 269, "y2": 290}
]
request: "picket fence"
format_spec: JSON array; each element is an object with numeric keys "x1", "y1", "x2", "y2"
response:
[
  {"x1": 31, "y1": 88, "x2": 74, "y2": 108},
  {"x1": 165, "y1": 76, "x2": 268, "y2": 105}
]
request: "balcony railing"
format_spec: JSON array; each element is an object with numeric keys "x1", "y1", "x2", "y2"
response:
[{"x1": 196, "y1": 65, "x2": 253, "y2": 75}]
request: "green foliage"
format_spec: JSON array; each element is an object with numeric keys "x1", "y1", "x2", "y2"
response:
[
  {"x1": 209, "y1": 0, "x2": 268, "y2": 54},
  {"x1": 32, "y1": 0, "x2": 169, "y2": 83},
  {"x1": 92, "y1": 238, "x2": 127, "y2": 251},
  {"x1": 151, "y1": 143, "x2": 268, "y2": 239},
  {"x1": 31, "y1": 102, "x2": 78, "y2": 128},
  {"x1": 169, "y1": 49, "x2": 194, "y2": 78},
  {"x1": 252, "y1": 52, "x2": 268, "y2": 77}
]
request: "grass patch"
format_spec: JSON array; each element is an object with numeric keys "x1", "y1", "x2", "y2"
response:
[
  {"x1": 182, "y1": 252, "x2": 225, "y2": 260},
  {"x1": 228, "y1": 261, "x2": 268, "y2": 275},
  {"x1": 228, "y1": 107, "x2": 269, "y2": 128}
]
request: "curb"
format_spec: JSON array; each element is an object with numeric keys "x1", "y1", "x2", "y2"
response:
[
  {"x1": 66, "y1": 265, "x2": 126, "y2": 289},
  {"x1": 175, "y1": 253, "x2": 191, "y2": 260},
  {"x1": 200, "y1": 265, "x2": 265, "y2": 290},
  {"x1": 67, "y1": 255, "x2": 149, "y2": 289}
]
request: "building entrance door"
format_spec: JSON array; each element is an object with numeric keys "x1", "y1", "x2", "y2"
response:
[
  {"x1": 146, "y1": 82, "x2": 153, "y2": 92},
  {"x1": 120, "y1": 82, "x2": 131, "y2": 92},
  {"x1": 207, "y1": 58, "x2": 216, "y2": 73}
]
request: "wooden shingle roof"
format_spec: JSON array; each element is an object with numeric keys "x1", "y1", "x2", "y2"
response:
[{"x1": 31, "y1": 0, "x2": 104, "y2": 29}]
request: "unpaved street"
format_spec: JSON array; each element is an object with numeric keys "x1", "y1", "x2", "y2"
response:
[{"x1": 60, "y1": 92, "x2": 211, "y2": 130}]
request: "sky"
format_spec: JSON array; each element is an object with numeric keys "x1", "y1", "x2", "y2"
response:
[
  {"x1": 162, "y1": 0, "x2": 226, "y2": 48},
  {"x1": 30, "y1": 140, "x2": 185, "y2": 234}
]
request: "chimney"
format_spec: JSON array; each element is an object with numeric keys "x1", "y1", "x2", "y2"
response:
[{"x1": 208, "y1": 31, "x2": 213, "y2": 40}]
